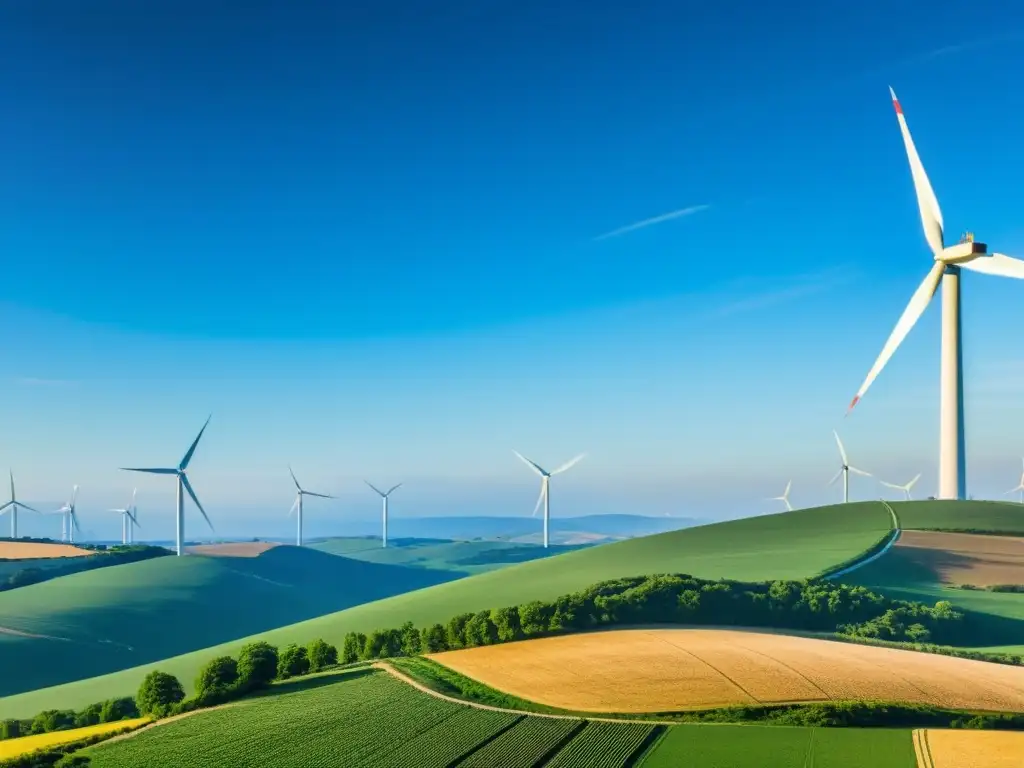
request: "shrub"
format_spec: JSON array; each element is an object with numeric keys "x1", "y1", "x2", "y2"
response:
[
  {"x1": 236, "y1": 641, "x2": 278, "y2": 692},
  {"x1": 1, "y1": 719, "x2": 21, "y2": 739},
  {"x1": 195, "y1": 656, "x2": 239, "y2": 702},
  {"x1": 341, "y1": 632, "x2": 362, "y2": 664},
  {"x1": 307, "y1": 639, "x2": 337, "y2": 672},
  {"x1": 277, "y1": 644, "x2": 310, "y2": 680},
  {"x1": 399, "y1": 622, "x2": 421, "y2": 656},
  {"x1": 135, "y1": 671, "x2": 185, "y2": 716},
  {"x1": 422, "y1": 623, "x2": 448, "y2": 652}
]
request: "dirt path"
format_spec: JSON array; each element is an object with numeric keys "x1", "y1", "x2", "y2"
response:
[{"x1": 373, "y1": 661, "x2": 693, "y2": 727}]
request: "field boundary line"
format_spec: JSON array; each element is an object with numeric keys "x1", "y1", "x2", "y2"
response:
[
  {"x1": 727, "y1": 639, "x2": 832, "y2": 702},
  {"x1": 645, "y1": 631, "x2": 762, "y2": 705},
  {"x1": 825, "y1": 502, "x2": 901, "y2": 580},
  {"x1": 443, "y1": 714, "x2": 524, "y2": 768},
  {"x1": 373, "y1": 662, "x2": 687, "y2": 727}
]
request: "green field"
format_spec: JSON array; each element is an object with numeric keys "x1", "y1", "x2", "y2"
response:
[
  {"x1": 894, "y1": 499, "x2": 1024, "y2": 533},
  {"x1": 0, "y1": 555, "x2": 103, "y2": 579},
  {"x1": 0, "y1": 545, "x2": 455, "y2": 698},
  {"x1": 310, "y1": 536, "x2": 589, "y2": 574},
  {"x1": 0, "y1": 501, "x2": 892, "y2": 718},
  {"x1": 639, "y1": 724, "x2": 916, "y2": 767}
]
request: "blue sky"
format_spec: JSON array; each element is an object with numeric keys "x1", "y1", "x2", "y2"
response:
[{"x1": 3, "y1": 0, "x2": 1024, "y2": 542}]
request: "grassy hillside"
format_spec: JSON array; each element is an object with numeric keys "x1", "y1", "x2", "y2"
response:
[
  {"x1": 310, "y1": 537, "x2": 591, "y2": 574},
  {"x1": 0, "y1": 501, "x2": 892, "y2": 717},
  {"x1": 895, "y1": 500, "x2": 1024, "y2": 533},
  {"x1": 0, "y1": 546, "x2": 456, "y2": 698}
]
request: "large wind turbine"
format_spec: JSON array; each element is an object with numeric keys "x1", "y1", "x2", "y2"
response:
[
  {"x1": 1004, "y1": 459, "x2": 1024, "y2": 504},
  {"x1": 288, "y1": 468, "x2": 333, "y2": 547},
  {"x1": 0, "y1": 472, "x2": 41, "y2": 539},
  {"x1": 881, "y1": 474, "x2": 922, "y2": 501},
  {"x1": 53, "y1": 485, "x2": 81, "y2": 543},
  {"x1": 109, "y1": 489, "x2": 139, "y2": 545},
  {"x1": 829, "y1": 431, "x2": 871, "y2": 503},
  {"x1": 513, "y1": 451, "x2": 586, "y2": 548},
  {"x1": 768, "y1": 481, "x2": 793, "y2": 512},
  {"x1": 365, "y1": 481, "x2": 401, "y2": 548},
  {"x1": 120, "y1": 416, "x2": 214, "y2": 556},
  {"x1": 847, "y1": 88, "x2": 1024, "y2": 500}
]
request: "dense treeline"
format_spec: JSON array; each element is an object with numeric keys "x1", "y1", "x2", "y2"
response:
[
  {"x1": 338, "y1": 574, "x2": 973, "y2": 664},
  {"x1": 0, "y1": 546, "x2": 170, "y2": 593},
  {"x1": 957, "y1": 583, "x2": 1024, "y2": 593}
]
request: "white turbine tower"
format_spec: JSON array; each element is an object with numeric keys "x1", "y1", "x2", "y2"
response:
[
  {"x1": 880, "y1": 474, "x2": 922, "y2": 501},
  {"x1": 1004, "y1": 459, "x2": 1024, "y2": 504},
  {"x1": 120, "y1": 416, "x2": 214, "y2": 556},
  {"x1": 52, "y1": 485, "x2": 81, "y2": 543},
  {"x1": 847, "y1": 88, "x2": 1024, "y2": 500},
  {"x1": 513, "y1": 451, "x2": 586, "y2": 549},
  {"x1": 0, "y1": 471, "x2": 41, "y2": 539},
  {"x1": 109, "y1": 490, "x2": 139, "y2": 545},
  {"x1": 365, "y1": 481, "x2": 402, "y2": 548},
  {"x1": 829, "y1": 431, "x2": 871, "y2": 504},
  {"x1": 288, "y1": 468, "x2": 333, "y2": 547},
  {"x1": 768, "y1": 481, "x2": 793, "y2": 512}
]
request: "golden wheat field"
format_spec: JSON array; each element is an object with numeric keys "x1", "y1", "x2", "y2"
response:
[
  {"x1": 914, "y1": 728, "x2": 1024, "y2": 768},
  {"x1": 895, "y1": 530, "x2": 1024, "y2": 586},
  {"x1": 429, "y1": 629, "x2": 1024, "y2": 713},
  {"x1": 0, "y1": 542, "x2": 94, "y2": 560},
  {"x1": 0, "y1": 718, "x2": 150, "y2": 759}
]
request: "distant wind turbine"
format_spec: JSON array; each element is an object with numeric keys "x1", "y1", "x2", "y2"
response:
[
  {"x1": 120, "y1": 416, "x2": 214, "y2": 556},
  {"x1": 288, "y1": 468, "x2": 333, "y2": 546},
  {"x1": 513, "y1": 451, "x2": 586, "y2": 549},
  {"x1": 829, "y1": 431, "x2": 871, "y2": 503},
  {"x1": 768, "y1": 481, "x2": 793, "y2": 512},
  {"x1": 109, "y1": 489, "x2": 139, "y2": 545},
  {"x1": 52, "y1": 485, "x2": 81, "y2": 543},
  {"x1": 880, "y1": 474, "x2": 922, "y2": 501},
  {"x1": 0, "y1": 471, "x2": 41, "y2": 539},
  {"x1": 365, "y1": 481, "x2": 402, "y2": 548},
  {"x1": 1004, "y1": 458, "x2": 1024, "y2": 504}
]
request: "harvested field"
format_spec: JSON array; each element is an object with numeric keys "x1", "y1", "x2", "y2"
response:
[
  {"x1": 186, "y1": 542, "x2": 280, "y2": 557},
  {"x1": 892, "y1": 530, "x2": 1024, "y2": 586},
  {"x1": 429, "y1": 629, "x2": 1024, "y2": 713},
  {"x1": 0, "y1": 542, "x2": 93, "y2": 560},
  {"x1": 915, "y1": 728, "x2": 1024, "y2": 768}
]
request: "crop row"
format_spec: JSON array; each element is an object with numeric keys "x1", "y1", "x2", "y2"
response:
[
  {"x1": 368, "y1": 709, "x2": 521, "y2": 768},
  {"x1": 546, "y1": 721, "x2": 657, "y2": 768},
  {"x1": 457, "y1": 715, "x2": 584, "y2": 768}
]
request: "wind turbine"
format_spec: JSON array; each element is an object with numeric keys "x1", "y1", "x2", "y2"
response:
[
  {"x1": 364, "y1": 481, "x2": 401, "y2": 548},
  {"x1": 53, "y1": 486, "x2": 81, "y2": 543},
  {"x1": 768, "y1": 481, "x2": 793, "y2": 512},
  {"x1": 829, "y1": 431, "x2": 871, "y2": 503},
  {"x1": 513, "y1": 451, "x2": 586, "y2": 549},
  {"x1": 109, "y1": 490, "x2": 139, "y2": 545},
  {"x1": 120, "y1": 416, "x2": 214, "y2": 556},
  {"x1": 288, "y1": 468, "x2": 333, "y2": 546},
  {"x1": 880, "y1": 474, "x2": 922, "y2": 501},
  {"x1": 846, "y1": 88, "x2": 1024, "y2": 500},
  {"x1": 1004, "y1": 459, "x2": 1024, "y2": 504},
  {"x1": 0, "y1": 471, "x2": 41, "y2": 539}
]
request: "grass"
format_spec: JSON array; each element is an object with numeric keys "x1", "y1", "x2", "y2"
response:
[
  {"x1": 639, "y1": 724, "x2": 917, "y2": 767},
  {"x1": 894, "y1": 500, "x2": 1024, "y2": 534},
  {"x1": 0, "y1": 545, "x2": 457, "y2": 699},
  {"x1": 0, "y1": 718, "x2": 150, "y2": 760},
  {"x1": 309, "y1": 536, "x2": 590, "y2": 574},
  {"x1": 0, "y1": 501, "x2": 893, "y2": 718},
  {"x1": 82, "y1": 667, "x2": 656, "y2": 768}
]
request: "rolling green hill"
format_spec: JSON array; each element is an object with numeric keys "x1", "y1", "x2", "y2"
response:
[
  {"x1": 0, "y1": 546, "x2": 456, "y2": 699},
  {"x1": 309, "y1": 537, "x2": 591, "y2": 574},
  {"x1": 0, "y1": 501, "x2": 892, "y2": 717},
  {"x1": 894, "y1": 499, "x2": 1024, "y2": 533}
]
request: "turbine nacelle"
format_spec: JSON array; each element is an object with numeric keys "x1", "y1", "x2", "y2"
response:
[{"x1": 936, "y1": 240, "x2": 987, "y2": 265}]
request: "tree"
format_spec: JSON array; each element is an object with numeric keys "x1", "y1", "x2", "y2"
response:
[
  {"x1": 99, "y1": 697, "x2": 139, "y2": 723},
  {"x1": 136, "y1": 671, "x2": 185, "y2": 716},
  {"x1": 307, "y1": 639, "x2": 338, "y2": 672},
  {"x1": 74, "y1": 702, "x2": 103, "y2": 727},
  {"x1": 195, "y1": 656, "x2": 239, "y2": 701},
  {"x1": 519, "y1": 601, "x2": 554, "y2": 636},
  {"x1": 445, "y1": 613, "x2": 474, "y2": 649},
  {"x1": 1, "y1": 719, "x2": 21, "y2": 739},
  {"x1": 422, "y1": 624, "x2": 448, "y2": 652},
  {"x1": 341, "y1": 632, "x2": 362, "y2": 664},
  {"x1": 491, "y1": 606, "x2": 522, "y2": 643},
  {"x1": 236, "y1": 642, "x2": 279, "y2": 692},
  {"x1": 277, "y1": 644, "x2": 310, "y2": 679},
  {"x1": 400, "y1": 622, "x2": 421, "y2": 656},
  {"x1": 464, "y1": 610, "x2": 498, "y2": 646}
]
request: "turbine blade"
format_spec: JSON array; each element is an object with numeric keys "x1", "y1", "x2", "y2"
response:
[
  {"x1": 18, "y1": 503, "x2": 42, "y2": 514},
  {"x1": 552, "y1": 454, "x2": 586, "y2": 475},
  {"x1": 120, "y1": 467, "x2": 177, "y2": 475},
  {"x1": 879, "y1": 481, "x2": 902, "y2": 490},
  {"x1": 961, "y1": 252, "x2": 1024, "y2": 280},
  {"x1": 530, "y1": 483, "x2": 546, "y2": 517},
  {"x1": 889, "y1": 87, "x2": 944, "y2": 255},
  {"x1": 178, "y1": 414, "x2": 212, "y2": 471},
  {"x1": 385, "y1": 483, "x2": 402, "y2": 496},
  {"x1": 849, "y1": 467, "x2": 872, "y2": 477},
  {"x1": 181, "y1": 474, "x2": 214, "y2": 532},
  {"x1": 827, "y1": 469, "x2": 843, "y2": 486},
  {"x1": 289, "y1": 466, "x2": 302, "y2": 491},
  {"x1": 364, "y1": 480, "x2": 385, "y2": 497},
  {"x1": 847, "y1": 261, "x2": 944, "y2": 412},
  {"x1": 72, "y1": 511, "x2": 82, "y2": 533},
  {"x1": 71, "y1": 485, "x2": 79, "y2": 507},
  {"x1": 0, "y1": 501, "x2": 11, "y2": 513},
  {"x1": 784, "y1": 499, "x2": 793, "y2": 512},
  {"x1": 513, "y1": 450, "x2": 547, "y2": 476},
  {"x1": 287, "y1": 496, "x2": 298, "y2": 516},
  {"x1": 9, "y1": 470, "x2": 14, "y2": 501},
  {"x1": 832, "y1": 431, "x2": 849, "y2": 466},
  {"x1": 783, "y1": 480, "x2": 791, "y2": 496},
  {"x1": 907, "y1": 473, "x2": 921, "y2": 489},
  {"x1": 303, "y1": 491, "x2": 334, "y2": 499}
]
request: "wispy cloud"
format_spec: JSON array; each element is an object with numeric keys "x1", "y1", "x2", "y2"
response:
[
  {"x1": 593, "y1": 204, "x2": 710, "y2": 241},
  {"x1": 709, "y1": 267, "x2": 855, "y2": 318},
  {"x1": 15, "y1": 377, "x2": 76, "y2": 387}
]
